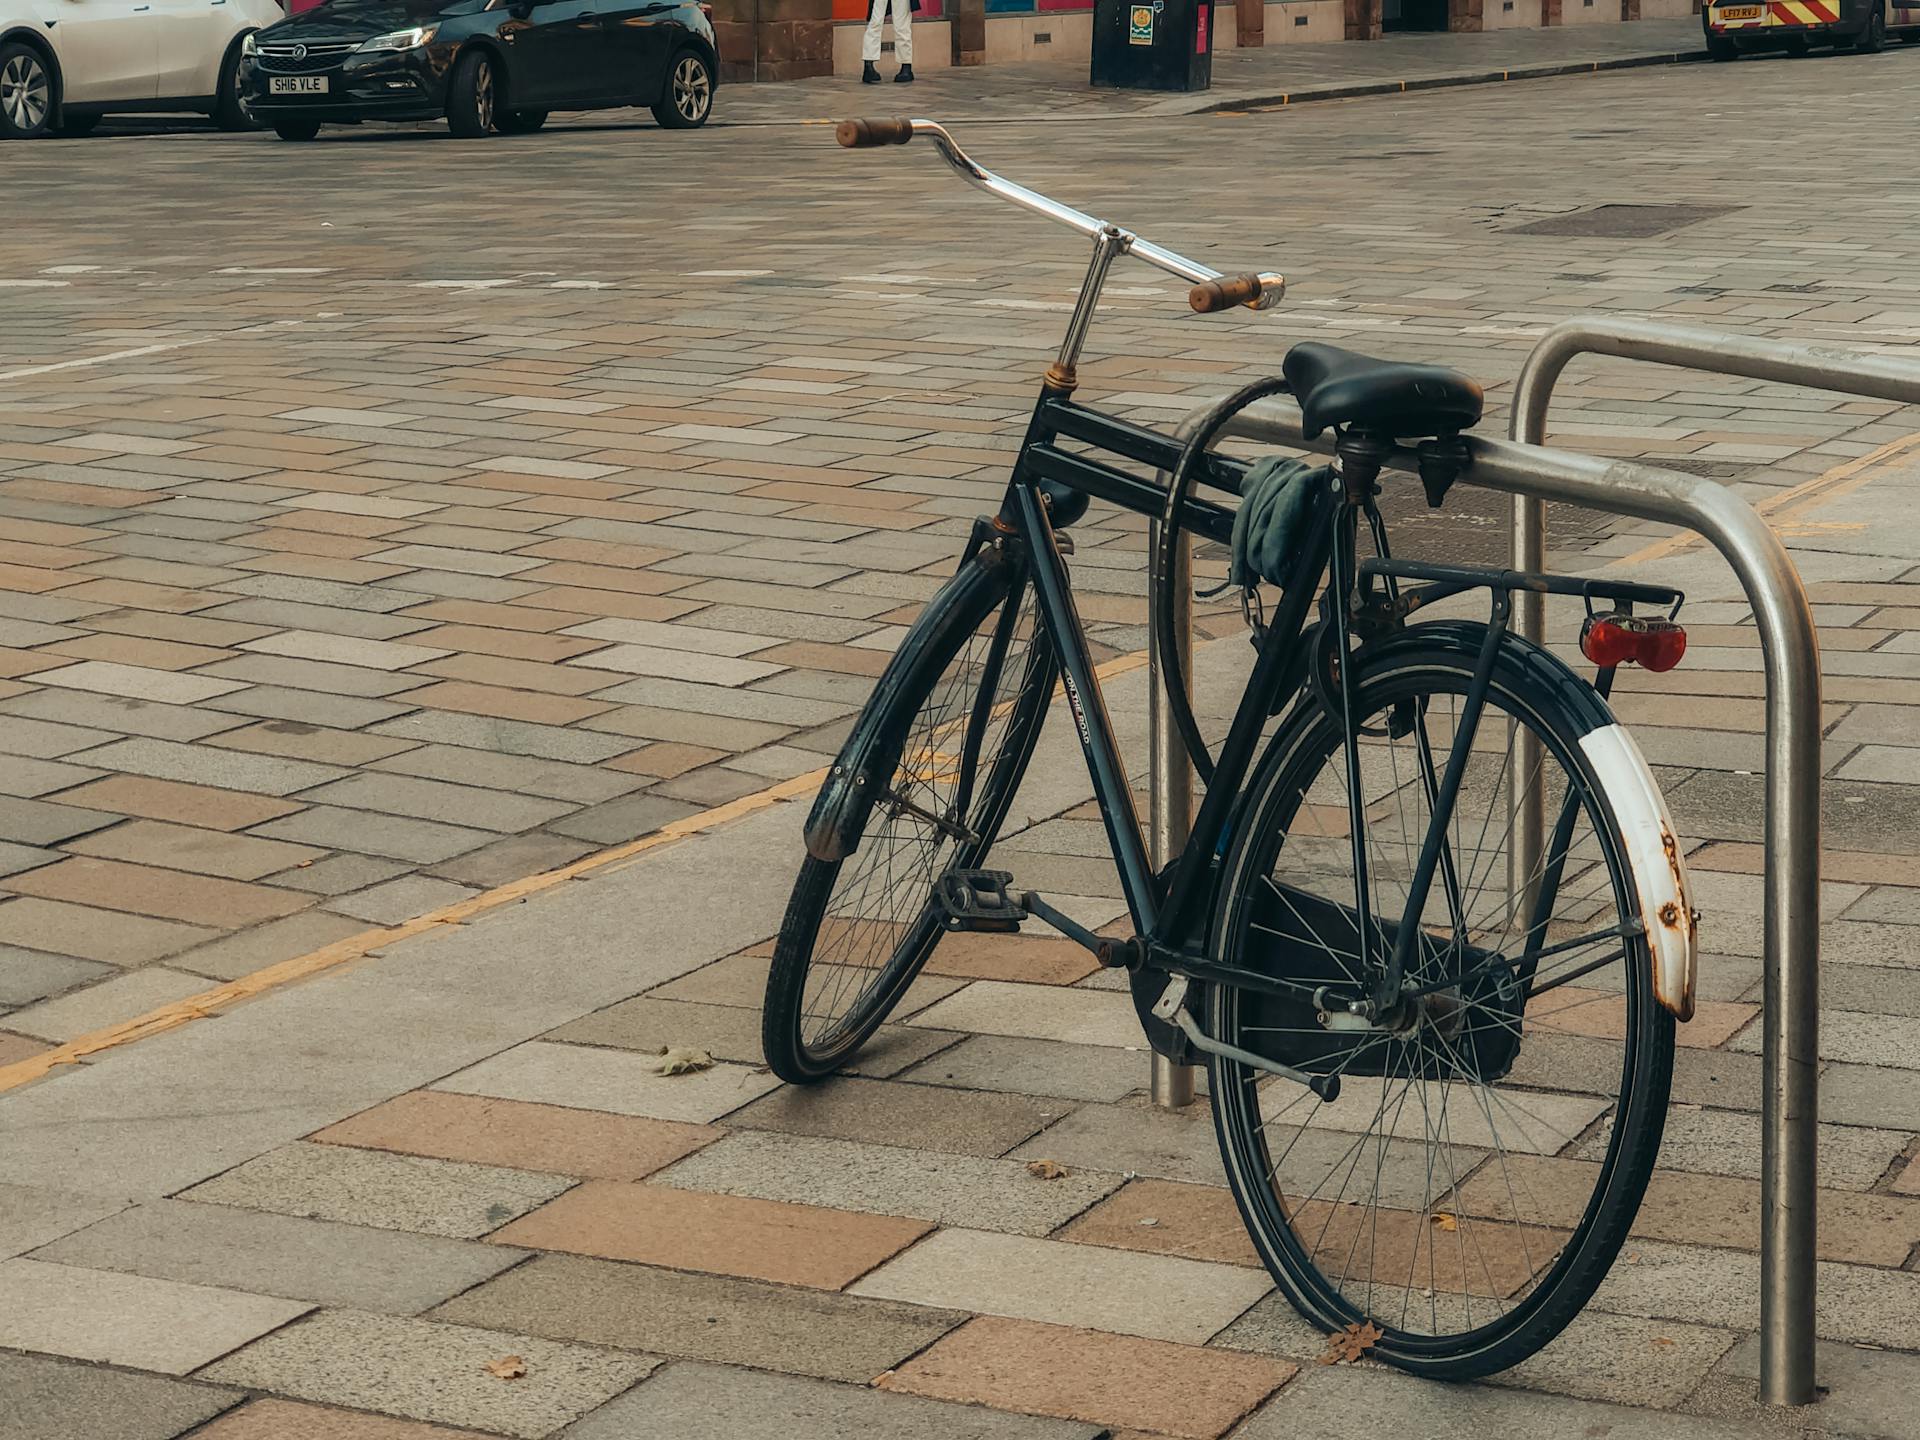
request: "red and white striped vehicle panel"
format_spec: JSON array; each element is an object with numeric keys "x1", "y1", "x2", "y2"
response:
[{"x1": 1710, "y1": 0, "x2": 1920, "y2": 25}]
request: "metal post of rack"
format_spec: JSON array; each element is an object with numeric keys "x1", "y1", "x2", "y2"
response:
[
  {"x1": 1182, "y1": 388, "x2": 1825, "y2": 1407},
  {"x1": 1147, "y1": 414, "x2": 1206, "y2": 1110},
  {"x1": 1505, "y1": 318, "x2": 1920, "y2": 1406}
]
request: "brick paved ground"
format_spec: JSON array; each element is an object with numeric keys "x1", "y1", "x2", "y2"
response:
[
  {"x1": 6, "y1": 47, "x2": 1918, "y2": 1044},
  {"x1": 2, "y1": 38, "x2": 1920, "y2": 1439}
]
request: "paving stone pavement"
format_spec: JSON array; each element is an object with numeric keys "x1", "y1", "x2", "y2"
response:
[
  {"x1": 2, "y1": 34, "x2": 1920, "y2": 1440},
  {"x1": 11, "y1": 44, "x2": 1920, "y2": 1045}
]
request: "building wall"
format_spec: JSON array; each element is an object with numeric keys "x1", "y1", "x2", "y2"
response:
[
  {"x1": 808, "y1": 0, "x2": 1664, "y2": 76},
  {"x1": 1559, "y1": 0, "x2": 1618, "y2": 23},
  {"x1": 828, "y1": 0, "x2": 1344, "y2": 70},
  {"x1": 1481, "y1": 0, "x2": 1543, "y2": 27}
]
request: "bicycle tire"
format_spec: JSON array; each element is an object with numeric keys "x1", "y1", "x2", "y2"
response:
[
  {"x1": 1206, "y1": 625, "x2": 1674, "y2": 1379},
  {"x1": 762, "y1": 554, "x2": 1057, "y2": 1083}
]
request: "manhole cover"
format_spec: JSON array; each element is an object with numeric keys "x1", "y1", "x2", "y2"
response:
[
  {"x1": 1640, "y1": 457, "x2": 1754, "y2": 481},
  {"x1": 1507, "y1": 204, "x2": 1743, "y2": 239}
]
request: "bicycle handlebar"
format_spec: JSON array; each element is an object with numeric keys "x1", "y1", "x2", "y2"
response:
[
  {"x1": 836, "y1": 117, "x2": 914, "y2": 147},
  {"x1": 1189, "y1": 274, "x2": 1271, "y2": 314},
  {"x1": 836, "y1": 116, "x2": 1284, "y2": 312}
]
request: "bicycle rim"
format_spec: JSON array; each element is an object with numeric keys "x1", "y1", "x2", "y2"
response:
[
  {"x1": 777, "y1": 574, "x2": 1054, "y2": 1072},
  {"x1": 1209, "y1": 641, "x2": 1672, "y2": 1375}
]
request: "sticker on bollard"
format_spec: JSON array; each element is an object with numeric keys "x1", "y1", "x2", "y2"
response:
[{"x1": 1092, "y1": 0, "x2": 1212, "y2": 89}]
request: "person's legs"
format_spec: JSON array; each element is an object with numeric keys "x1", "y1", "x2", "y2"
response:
[
  {"x1": 862, "y1": 0, "x2": 887, "y2": 61},
  {"x1": 891, "y1": 0, "x2": 913, "y2": 64}
]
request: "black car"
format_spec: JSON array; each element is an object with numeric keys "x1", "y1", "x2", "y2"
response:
[{"x1": 239, "y1": 0, "x2": 716, "y2": 141}]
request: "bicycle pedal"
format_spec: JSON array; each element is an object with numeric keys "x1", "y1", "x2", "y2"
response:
[{"x1": 935, "y1": 869, "x2": 1027, "y2": 933}]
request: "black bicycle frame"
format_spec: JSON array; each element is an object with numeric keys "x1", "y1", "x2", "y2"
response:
[
  {"x1": 1005, "y1": 384, "x2": 1335, "y2": 963},
  {"x1": 995, "y1": 380, "x2": 1684, "y2": 1003}
]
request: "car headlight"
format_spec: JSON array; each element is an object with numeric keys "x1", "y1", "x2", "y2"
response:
[
  {"x1": 356, "y1": 25, "x2": 438, "y2": 51},
  {"x1": 242, "y1": 30, "x2": 257, "y2": 54}
]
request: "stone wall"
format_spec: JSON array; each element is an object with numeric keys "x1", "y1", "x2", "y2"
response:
[{"x1": 712, "y1": 0, "x2": 836, "y2": 82}]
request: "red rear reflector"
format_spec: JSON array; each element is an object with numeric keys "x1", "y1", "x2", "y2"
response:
[
  {"x1": 1580, "y1": 613, "x2": 1687, "y2": 672},
  {"x1": 1638, "y1": 619, "x2": 1687, "y2": 673}
]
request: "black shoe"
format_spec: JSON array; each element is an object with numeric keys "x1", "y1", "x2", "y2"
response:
[
  {"x1": 862, "y1": 61, "x2": 882, "y2": 83},
  {"x1": 894, "y1": 64, "x2": 915, "y2": 82}
]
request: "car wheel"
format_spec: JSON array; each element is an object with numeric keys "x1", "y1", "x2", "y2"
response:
[
  {"x1": 0, "y1": 41, "x2": 54, "y2": 139},
  {"x1": 274, "y1": 119, "x2": 322, "y2": 141},
  {"x1": 1854, "y1": 0, "x2": 1887, "y2": 49},
  {"x1": 498, "y1": 108, "x2": 547, "y2": 134},
  {"x1": 213, "y1": 38, "x2": 257, "y2": 130},
  {"x1": 446, "y1": 49, "x2": 498, "y2": 138},
  {"x1": 57, "y1": 112, "x2": 101, "y2": 137},
  {"x1": 651, "y1": 48, "x2": 711, "y2": 128}
]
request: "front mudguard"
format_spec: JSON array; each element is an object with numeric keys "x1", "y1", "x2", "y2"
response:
[{"x1": 803, "y1": 544, "x2": 1017, "y2": 864}]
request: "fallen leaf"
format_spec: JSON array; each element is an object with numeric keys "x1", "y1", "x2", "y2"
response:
[
  {"x1": 1317, "y1": 1321, "x2": 1383, "y2": 1366},
  {"x1": 653, "y1": 1047, "x2": 715, "y2": 1076},
  {"x1": 484, "y1": 1355, "x2": 528, "y2": 1380},
  {"x1": 1429, "y1": 1212, "x2": 1458, "y2": 1232},
  {"x1": 1025, "y1": 1159, "x2": 1070, "y2": 1180},
  {"x1": 1652, "y1": 1337, "x2": 1675, "y2": 1348}
]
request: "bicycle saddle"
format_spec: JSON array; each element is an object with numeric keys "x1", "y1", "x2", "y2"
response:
[{"x1": 1282, "y1": 342, "x2": 1484, "y2": 441}]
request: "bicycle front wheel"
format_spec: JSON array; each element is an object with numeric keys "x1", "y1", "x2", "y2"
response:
[
  {"x1": 1207, "y1": 626, "x2": 1674, "y2": 1379},
  {"x1": 762, "y1": 555, "x2": 1056, "y2": 1083}
]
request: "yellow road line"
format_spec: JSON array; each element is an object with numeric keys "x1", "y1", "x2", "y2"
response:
[
  {"x1": 0, "y1": 648, "x2": 1153, "y2": 1096},
  {"x1": 1616, "y1": 430, "x2": 1920, "y2": 567}
]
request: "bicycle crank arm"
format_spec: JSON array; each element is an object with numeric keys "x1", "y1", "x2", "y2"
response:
[
  {"x1": 1019, "y1": 891, "x2": 1107, "y2": 956},
  {"x1": 1151, "y1": 978, "x2": 1342, "y2": 1102}
]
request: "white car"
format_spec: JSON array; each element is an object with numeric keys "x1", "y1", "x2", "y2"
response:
[{"x1": 1, "y1": 0, "x2": 284, "y2": 138}]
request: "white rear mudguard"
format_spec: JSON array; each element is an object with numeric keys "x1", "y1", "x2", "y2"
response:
[{"x1": 1578, "y1": 723, "x2": 1697, "y2": 1022}]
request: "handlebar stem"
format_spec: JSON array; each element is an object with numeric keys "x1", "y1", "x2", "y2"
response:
[{"x1": 1052, "y1": 225, "x2": 1134, "y2": 390}]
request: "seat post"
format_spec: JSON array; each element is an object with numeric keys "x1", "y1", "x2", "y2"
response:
[{"x1": 1332, "y1": 427, "x2": 1392, "y2": 505}]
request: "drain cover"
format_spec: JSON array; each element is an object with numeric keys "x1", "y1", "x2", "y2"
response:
[
  {"x1": 1641, "y1": 457, "x2": 1753, "y2": 481},
  {"x1": 1507, "y1": 204, "x2": 1743, "y2": 239}
]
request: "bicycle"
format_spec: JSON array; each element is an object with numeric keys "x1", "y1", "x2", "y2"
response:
[{"x1": 760, "y1": 116, "x2": 1700, "y2": 1380}]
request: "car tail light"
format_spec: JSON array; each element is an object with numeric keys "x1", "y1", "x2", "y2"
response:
[{"x1": 1580, "y1": 613, "x2": 1687, "y2": 673}]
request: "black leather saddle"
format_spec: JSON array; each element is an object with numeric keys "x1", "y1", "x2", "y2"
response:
[{"x1": 1282, "y1": 342, "x2": 1484, "y2": 441}]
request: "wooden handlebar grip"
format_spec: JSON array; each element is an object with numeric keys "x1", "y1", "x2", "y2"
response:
[
  {"x1": 1188, "y1": 274, "x2": 1269, "y2": 314},
  {"x1": 836, "y1": 118, "x2": 916, "y2": 148}
]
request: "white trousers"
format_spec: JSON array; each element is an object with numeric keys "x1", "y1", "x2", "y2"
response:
[{"x1": 863, "y1": 0, "x2": 912, "y2": 63}]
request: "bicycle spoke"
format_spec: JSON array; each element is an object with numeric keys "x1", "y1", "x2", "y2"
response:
[
  {"x1": 795, "y1": 585, "x2": 1043, "y2": 1057},
  {"x1": 1218, "y1": 654, "x2": 1666, "y2": 1356}
]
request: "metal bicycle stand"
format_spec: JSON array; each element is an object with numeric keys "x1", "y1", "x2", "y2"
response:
[
  {"x1": 1146, "y1": 362, "x2": 1845, "y2": 1406},
  {"x1": 1506, "y1": 318, "x2": 1920, "y2": 1406},
  {"x1": 1147, "y1": 518, "x2": 1198, "y2": 1109},
  {"x1": 1148, "y1": 413, "x2": 1207, "y2": 1110}
]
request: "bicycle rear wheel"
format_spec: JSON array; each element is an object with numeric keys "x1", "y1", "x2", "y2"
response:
[
  {"x1": 762, "y1": 555, "x2": 1056, "y2": 1083},
  {"x1": 1207, "y1": 626, "x2": 1674, "y2": 1378}
]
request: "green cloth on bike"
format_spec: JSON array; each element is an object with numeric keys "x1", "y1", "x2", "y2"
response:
[{"x1": 1228, "y1": 455, "x2": 1327, "y2": 591}]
